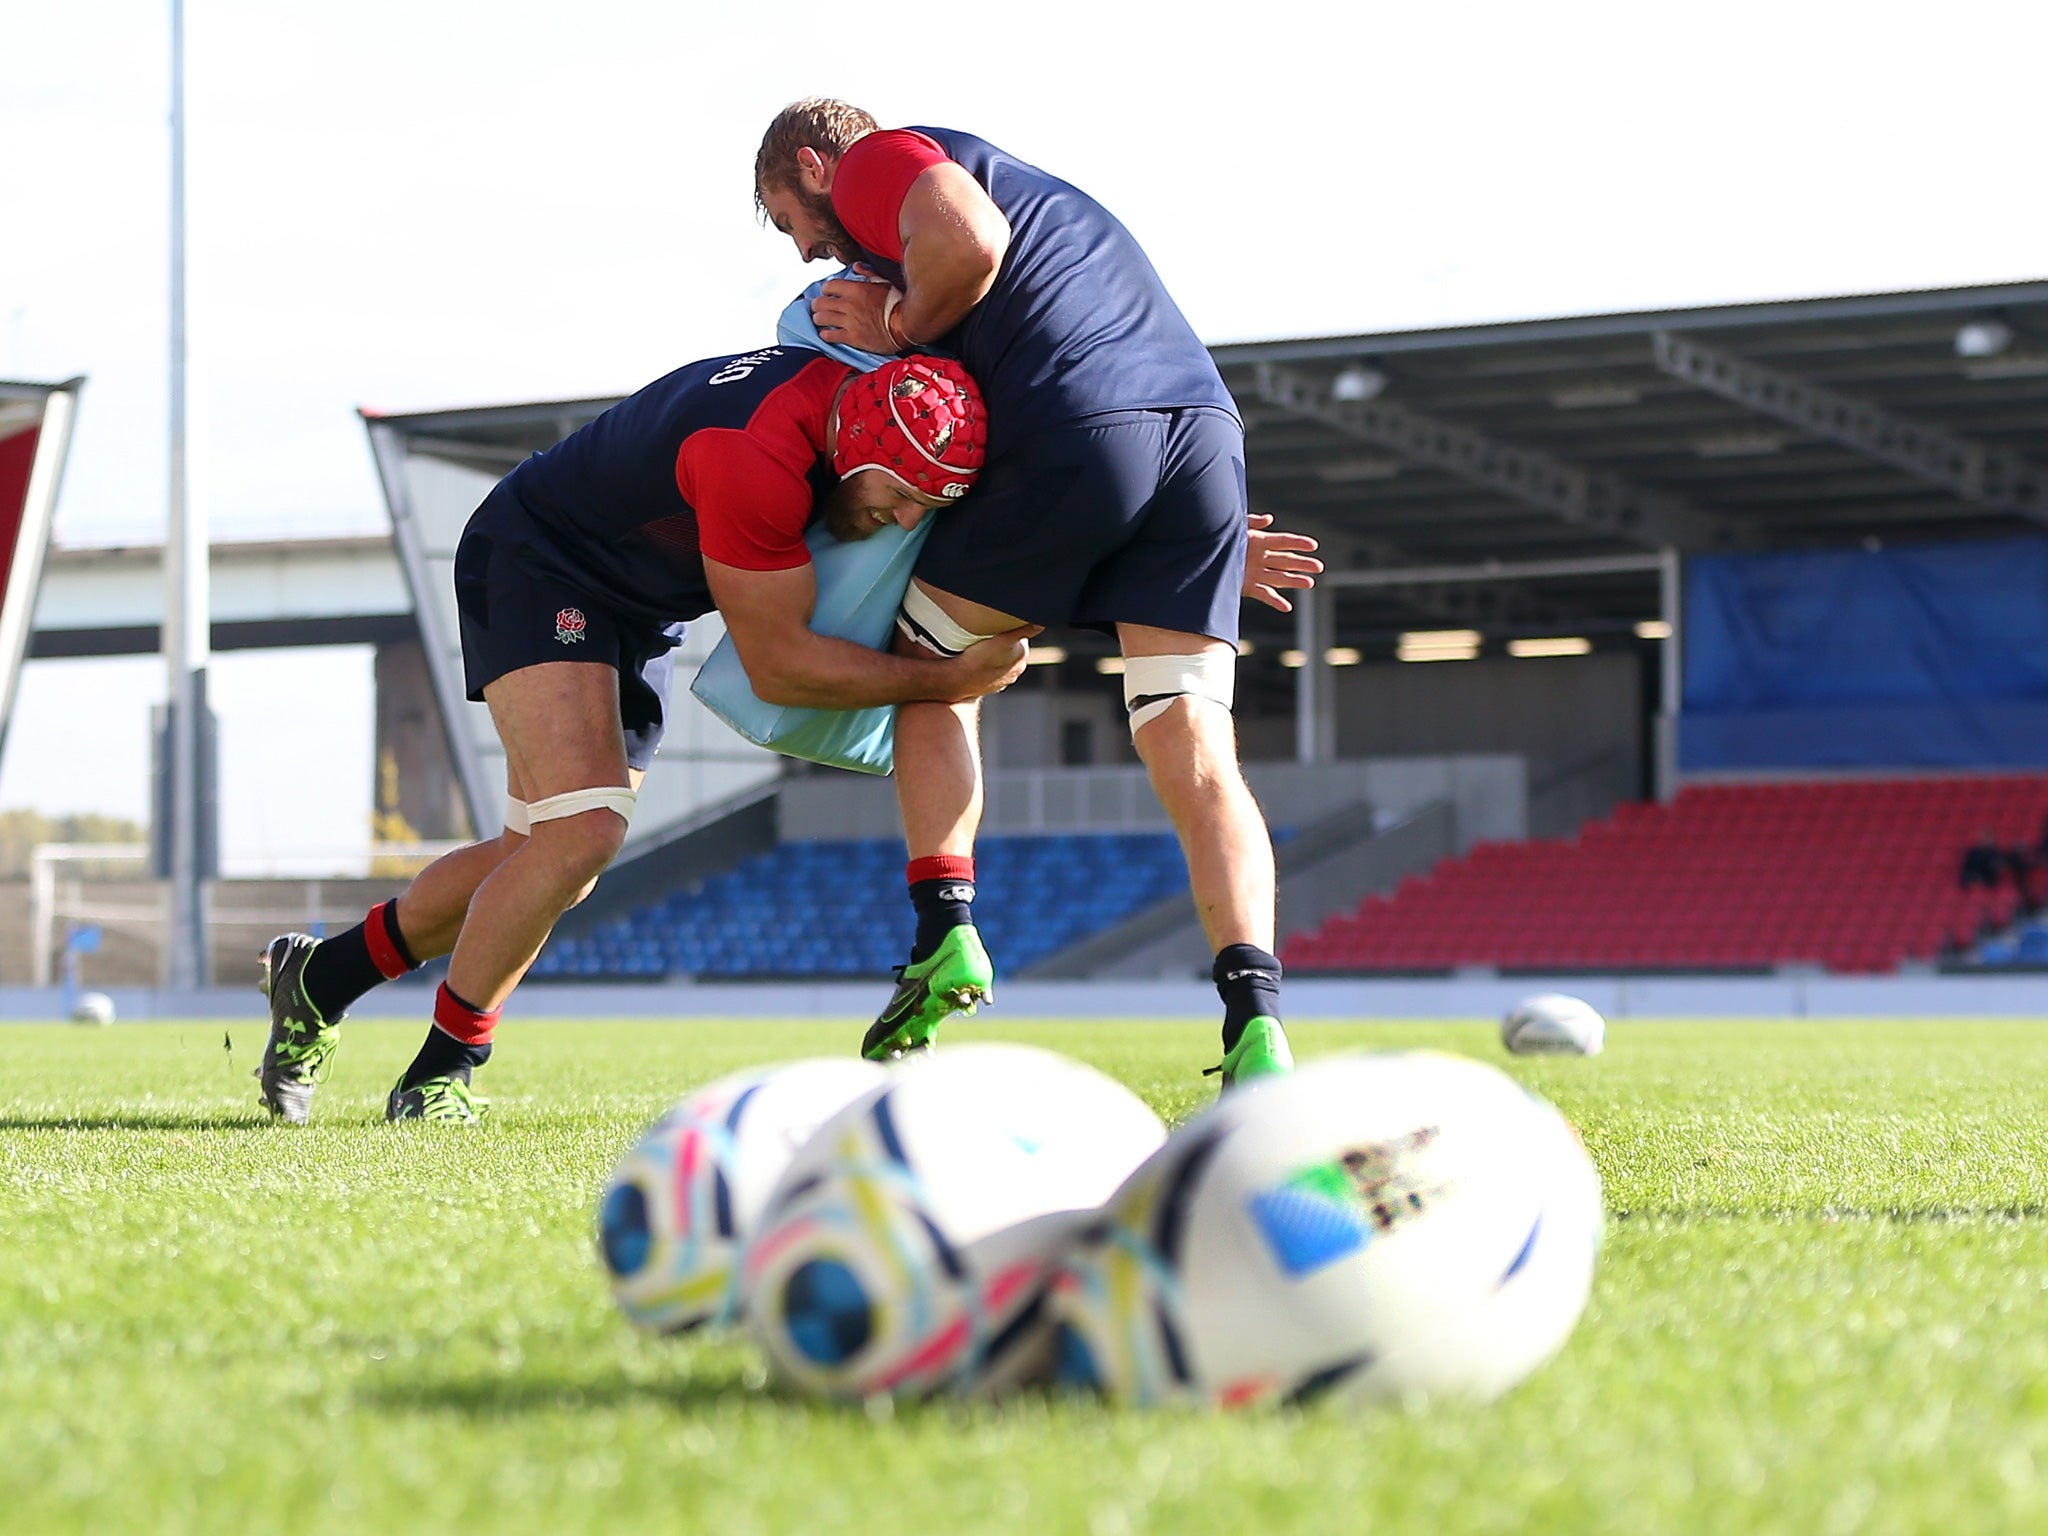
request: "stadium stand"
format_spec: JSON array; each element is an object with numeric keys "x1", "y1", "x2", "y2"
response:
[
  {"x1": 529, "y1": 832, "x2": 1194, "y2": 980},
  {"x1": 1283, "y1": 777, "x2": 2048, "y2": 976}
]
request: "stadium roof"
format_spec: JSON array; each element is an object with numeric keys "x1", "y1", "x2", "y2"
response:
[
  {"x1": 1215, "y1": 279, "x2": 2048, "y2": 647},
  {"x1": 367, "y1": 280, "x2": 2048, "y2": 653}
]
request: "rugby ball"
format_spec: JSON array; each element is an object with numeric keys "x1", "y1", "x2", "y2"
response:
[
  {"x1": 1049, "y1": 1050, "x2": 1603, "y2": 1408},
  {"x1": 596, "y1": 1057, "x2": 887, "y2": 1334},
  {"x1": 1501, "y1": 992, "x2": 1606, "y2": 1056},
  {"x1": 742, "y1": 1042, "x2": 1166, "y2": 1400},
  {"x1": 70, "y1": 992, "x2": 116, "y2": 1026}
]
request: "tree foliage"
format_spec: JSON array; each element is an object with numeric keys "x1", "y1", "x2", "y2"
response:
[{"x1": 0, "y1": 809, "x2": 148, "y2": 879}]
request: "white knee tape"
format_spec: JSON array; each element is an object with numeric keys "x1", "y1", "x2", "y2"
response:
[
  {"x1": 503, "y1": 795, "x2": 532, "y2": 836},
  {"x1": 526, "y1": 785, "x2": 639, "y2": 827},
  {"x1": 897, "y1": 583, "x2": 995, "y2": 658},
  {"x1": 1123, "y1": 651, "x2": 1237, "y2": 736}
]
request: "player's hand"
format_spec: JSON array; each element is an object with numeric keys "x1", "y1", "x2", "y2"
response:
[
  {"x1": 1245, "y1": 512, "x2": 1323, "y2": 612},
  {"x1": 939, "y1": 624, "x2": 1042, "y2": 701},
  {"x1": 812, "y1": 273, "x2": 903, "y2": 355}
]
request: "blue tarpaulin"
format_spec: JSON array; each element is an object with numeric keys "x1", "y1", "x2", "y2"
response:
[{"x1": 1680, "y1": 536, "x2": 2048, "y2": 770}]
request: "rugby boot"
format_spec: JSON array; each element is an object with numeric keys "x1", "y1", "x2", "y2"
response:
[
  {"x1": 384, "y1": 1073, "x2": 488, "y2": 1124},
  {"x1": 255, "y1": 933, "x2": 342, "y2": 1124},
  {"x1": 860, "y1": 924, "x2": 994, "y2": 1060},
  {"x1": 1203, "y1": 1015, "x2": 1294, "y2": 1093}
]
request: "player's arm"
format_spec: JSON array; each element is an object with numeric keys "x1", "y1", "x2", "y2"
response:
[
  {"x1": 886, "y1": 163, "x2": 1010, "y2": 348},
  {"x1": 704, "y1": 558, "x2": 1032, "y2": 708},
  {"x1": 811, "y1": 150, "x2": 1011, "y2": 355}
]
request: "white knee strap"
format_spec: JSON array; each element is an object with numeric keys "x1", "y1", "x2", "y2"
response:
[
  {"x1": 503, "y1": 795, "x2": 532, "y2": 836},
  {"x1": 897, "y1": 583, "x2": 996, "y2": 658},
  {"x1": 526, "y1": 785, "x2": 639, "y2": 827},
  {"x1": 1123, "y1": 651, "x2": 1236, "y2": 736}
]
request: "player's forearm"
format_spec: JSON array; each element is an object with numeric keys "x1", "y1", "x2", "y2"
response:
[
  {"x1": 746, "y1": 630, "x2": 968, "y2": 709},
  {"x1": 892, "y1": 238, "x2": 1001, "y2": 347}
]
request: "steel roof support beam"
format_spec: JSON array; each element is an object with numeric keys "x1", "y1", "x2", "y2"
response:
[
  {"x1": 1251, "y1": 363, "x2": 1742, "y2": 552},
  {"x1": 1246, "y1": 501, "x2": 1560, "y2": 628},
  {"x1": 1652, "y1": 331, "x2": 2048, "y2": 526},
  {"x1": 1321, "y1": 551, "x2": 1667, "y2": 587}
]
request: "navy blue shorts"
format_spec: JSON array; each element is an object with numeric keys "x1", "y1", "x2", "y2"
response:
[
  {"x1": 911, "y1": 406, "x2": 1249, "y2": 643},
  {"x1": 452, "y1": 486, "x2": 684, "y2": 773}
]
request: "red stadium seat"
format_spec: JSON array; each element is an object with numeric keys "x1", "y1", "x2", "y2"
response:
[{"x1": 1283, "y1": 775, "x2": 2048, "y2": 973}]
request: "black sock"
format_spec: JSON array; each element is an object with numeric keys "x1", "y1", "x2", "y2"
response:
[
  {"x1": 909, "y1": 878, "x2": 976, "y2": 963},
  {"x1": 301, "y1": 902, "x2": 419, "y2": 1019},
  {"x1": 401, "y1": 1026, "x2": 493, "y2": 1090},
  {"x1": 1214, "y1": 943, "x2": 1283, "y2": 1053}
]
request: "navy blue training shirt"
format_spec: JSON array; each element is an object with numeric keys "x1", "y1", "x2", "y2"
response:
[
  {"x1": 504, "y1": 345, "x2": 845, "y2": 625},
  {"x1": 832, "y1": 127, "x2": 1238, "y2": 460}
]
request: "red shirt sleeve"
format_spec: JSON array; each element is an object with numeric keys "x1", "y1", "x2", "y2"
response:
[
  {"x1": 675, "y1": 430, "x2": 814, "y2": 572},
  {"x1": 831, "y1": 130, "x2": 950, "y2": 262}
]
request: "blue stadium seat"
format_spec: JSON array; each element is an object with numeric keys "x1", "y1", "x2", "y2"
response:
[{"x1": 535, "y1": 830, "x2": 1196, "y2": 980}]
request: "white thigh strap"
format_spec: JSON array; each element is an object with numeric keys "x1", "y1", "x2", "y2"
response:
[
  {"x1": 1123, "y1": 650, "x2": 1237, "y2": 735},
  {"x1": 526, "y1": 785, "x2": 639, "y2": 827},
  {"x1": 897, "y1": 582, "x2": 996, "y2": 658},
  {"x1": 503, "y1": 795, "x2": 532, "y2": 836}
]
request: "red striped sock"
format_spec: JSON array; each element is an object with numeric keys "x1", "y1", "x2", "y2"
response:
[
  {"x1": 907, "y1": 854, "x2": 975, "y2": 886},
  {"x1": 906, "y1": 855, "x2": 977, "y2": 963},
  {"x1": 363, "y1": 901, "x2": 416, "y2": 981},
  {"x1": 433, "y1": 982, "x2": 501, "y2": 1046}
]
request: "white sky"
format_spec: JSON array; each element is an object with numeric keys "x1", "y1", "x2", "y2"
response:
[{"x1": 2, "y1": 0, "x2": 2044, "y2": 867}]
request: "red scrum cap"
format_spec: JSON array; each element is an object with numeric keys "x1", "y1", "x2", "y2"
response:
[{"x1": 832, "y1": 357, "x2": 987, "y2": 501}]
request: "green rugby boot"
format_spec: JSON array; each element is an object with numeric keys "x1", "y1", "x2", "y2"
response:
[
  {"x1": 384, "y1": 1073, "x2": 488, "y2": 1124},
  {"x1": 255, "y1": 933, "x2": 342, "y2": 1125},
  {"x1": 861, "y1": 924, "x2": 994, "y2": 1060},
  {"x1": 1204, "y1": 1016, "x2": 1294, "y2": 1093}
]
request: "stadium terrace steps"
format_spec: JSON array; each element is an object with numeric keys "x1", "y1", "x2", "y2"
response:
[{"x1": 1282, "y1": 776, "x2": 2048, "y2": 977}]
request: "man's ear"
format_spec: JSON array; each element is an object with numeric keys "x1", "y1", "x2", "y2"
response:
[{"x1": 796, "y1": 145, "x2": 831, "y2": 192}]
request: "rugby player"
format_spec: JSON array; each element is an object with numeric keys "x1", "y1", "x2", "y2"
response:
[
  {"x1": 254, "y1": 348, "x2": 1024, "y2": 1123},
  {"x1": 755, "y1": 100, "x2": 1322, "y2": 1088}
]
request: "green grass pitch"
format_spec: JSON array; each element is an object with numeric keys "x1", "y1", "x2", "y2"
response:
[{"x1": 4, "y1": 1015, "x2": 2047, "y2": 1535}]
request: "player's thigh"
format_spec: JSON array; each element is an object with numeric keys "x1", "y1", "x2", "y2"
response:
[
  {"x1": 1118, "y1": 624, "x2": 1236, "y2": 661},
  {"x1": 494, "y1": 622, "x2": 676, "y2": 799},
  {"x1": 911, "y1": 413, "x2": 1166, "y2": 626},
  {"x1": 503, "y1": 751, "x2": 650, "y2": 806},
  {"x1": 455, "y1": 494, "x2": 672, "y2": 800},
  {"x1": 484, "y1": 662, "x2": 630, "y2": 801},
  {"x1": 898, "y1": 579, "x2": 1024, "y2": 648}
]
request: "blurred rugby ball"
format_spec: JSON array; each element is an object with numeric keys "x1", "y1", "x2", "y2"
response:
[
  {"x1": 1050, "y1": 1050, "x2": 1603, "y2": 1408},
  {"x1": 70, "y1": 992, "x2": 116, "y2": 1026},
  {"x1": 1501, "y1": 992, "x2": 1606, "y2": 1057},
  {"x1": 742, "y1": 1042, "x2": 1165, "y2": 1401},
  {"x1": 596, "y1": 1057, "x2": 886, "y2": 1334}
]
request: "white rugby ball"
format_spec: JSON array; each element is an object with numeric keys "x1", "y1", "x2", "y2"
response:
[
  {"x1": 596, "y1": 1057, "x2": 887, "y2": 1334},
  {"x1": 1501, "y1": 993, "x2": 1606, "y2": 1056},
  {"x1": 70, "y1": 992, "x2": 116, "y2": 1026},
  {"x1": 742, "y1": 1042, "x2": 1166, "y2": 1401},
  {"x1": 1049, "y1": 1050, "x2": 1603, "y2": 1408}
]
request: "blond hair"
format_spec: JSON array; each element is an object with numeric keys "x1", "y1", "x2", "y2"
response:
[{"x1": 754, "y1": 97, "x2": 878, "y2": 211}]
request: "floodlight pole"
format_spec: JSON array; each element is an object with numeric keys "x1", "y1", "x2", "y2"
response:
[
  {"x1": 1293, "y1": 585, "x2": 1336, "y2": 765},
  {"x1": 162, "y1": 0, "x2": 210, "y2": 990},
  {"x1": 1656, "y1": 548, "x2": 1682, "y2": 805}
]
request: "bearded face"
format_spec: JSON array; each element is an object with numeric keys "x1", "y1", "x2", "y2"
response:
[
  {"x1": 762, "y1": 179, "x2": 862, "y2": 266},
  {"x1": 817, "y1": 470, "x2": 929, "y2": 544},
  {"x1": 797, "y1": 184, "x2": 859, "y2": 265}
]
